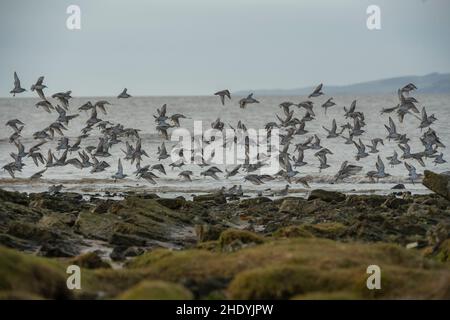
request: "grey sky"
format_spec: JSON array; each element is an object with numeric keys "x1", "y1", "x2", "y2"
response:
[{"x1": 1, "y1": 0, "x2": 449, "y2": 96}]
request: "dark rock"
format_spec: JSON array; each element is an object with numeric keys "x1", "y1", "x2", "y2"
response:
[
  {"x1": 110, "y1": 246, "x2": 128, "y2": 261},
  {"x1": 129, "y1": 193, "x2": 160, "y2": 200},
  {"x1": 38, "y1": 240, "x2": 80, "y2": 257},
  {"x1": 300, "y1": 199, "x2": 328, "y2": 215},
  {"x1": 346, "y1": 194, "x2": 386, "y2": 207},
  {"x1": 392, "y1": 184, "x2": 406, "y2": 190},
  {"x1": 69, "y1": 251, "x2": 111, "y2": 269},
  {"x1": 383, "y1": 197, "x2": 409, "y2": 209},
  {"x1": 28, "y1": 192, "x2": 85, "y2": 213},
  {"x1": 123, "y1": 246, "x2": 144, "y2": 257},
  {"x1": 91, "y1": 200, "x2": 116, "y2": 214},
  {"x1": 195, "y1": 224, "x2": 226, "y2": 242},
  {"x1": 110, "y1": 246, "x2": 144, "y2": 261},
  {"x1": 278, "y1": 199, "x2": 305, "y2": 214},
  {"x1": 0, "y1": 233, "x2": 36, "y2": 251},
  {"x1": 308, "y1": 189, "x2": 345, "y2": 203},
  {"x1": 423, "y1": 170, "x2": 450, "y2": 200},
  {"x1": 218, "y1": 229, "x2": 264, "y2": 252},
  {"x1": 0, "y1": 189, "x2": 29, "y2": 206},
  {"x1": 156, "y1": 197, "x2": 186, "y2": 210},
  {"x1": 8, "y1": 221, "x2": 57, "y2": 242},
  {"x1": 193, "y1": 193, "x2": 226, "y2": 205},
  {"x1": 238, "y1": 197, "x2": 272, "y2": 208},
  {"x1": 109, "y1": 233, "x2": 147, "y2": 247}
]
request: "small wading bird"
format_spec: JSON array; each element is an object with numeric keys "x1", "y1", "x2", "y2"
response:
[
  {"x1": 239, "y1": 93, "x2": 259, "y2": 108},
  {"x1": 10, "y1": 72, "x2": 26, "y2": 96},
  {"x1": 214, "y1": 89, "x2": 231, "y2": 105},
  {"x1": 308, "y1": 83, "x2": 323, "y2": 98}
]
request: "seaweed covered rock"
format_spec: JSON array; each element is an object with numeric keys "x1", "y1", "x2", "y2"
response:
[
  {"x1": 423, "y1": 170, "x2": 450, "y2": 200},
  {"x1": 69, "y1": 252, "x2": 111, "y2": 269},
  {"x1": 218, "y1": 229, "x2": 264, "y2": 251},
  {"x1": 0, "y1": 246, "x2": 71, "y2": 299},
  {"x1": 308, "y1": 189, "x2": 345, "y2": 203},
  {"x1": 117, "y1": 280, "x2": 193, "y2": 300},
  {"x1": 156, "y1": 197, "x2": 186, "y2": 210},
  {"x1": 195, "y1": 224, "x2": 226, "y2": 242},
  {"x1": 123, "y1": 238, "x2": 450, "y2": 300},
  {"x1": 274, "y1": 223, "x2": 347, "y2": 240},
  {"x1": 382, "y1": 196, "x2": 410, "y2": 209},
  {"x1": 278, "y1": 199, "x2": 305, "y2": 214},
  {"x1": 28, "y1": 192, "x2": 85, "y2": 213},
  {"x1": 348, "y1": 195, "x2": 386, "y2": 207},
  {"x1": 273, "y1": 225, "x2": 314, "y2": 238},
  {"x1": 75, "y1": 196, "x2": 195, "y2": 247},
  {"x1": 91, "y1": 200, "x2": 116, "y2": 214},
  {"x1": 433, "y1": 239, "x2": 450, "y2": 262},
  {"x1": 227, "y1": 265, "x2": 347, "y2": 299},
  {"x1": 193, "y1": 193, "x2": 226, "y2": 205},
  {"x1": 0, "y1": 189, "x2": 29, "y2": 206},
  {"x1": 238, "y1": 197, "x2": 272, "y2": 208},
  {"x1": 110, "y1": 246, "x2": 144, "y2": 261}
]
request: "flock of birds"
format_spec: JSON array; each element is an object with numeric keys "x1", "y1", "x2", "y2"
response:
[{"x1": 2, "y1": 72, "x2": 448, "y2": 197}]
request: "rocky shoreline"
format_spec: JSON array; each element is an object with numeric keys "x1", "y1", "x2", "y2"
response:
[{"x1": 0, "y1": 171, "x2": 449, "y2": 299}]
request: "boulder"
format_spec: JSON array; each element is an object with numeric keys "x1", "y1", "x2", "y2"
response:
[
  {"x1": 193, "y1": 193, "x2": 226, "y2": 205},
  {"x1": 218, "y1": 229, "x2": 264, "y2": 252},
  {"x1": 38, "y1": 240, "x2": 81, "y2": 257},
  {"x1": 238, "y1": 197, "x2": 272, "y2": 208},
  {"x1": 28, "y1": 192, "x2": 84, "y2": 212},
  {"x1": 118, "y1": 280, "x2": 193, "y2": 300},
  {"x1": 382, "y1": 197, "x2": 409, "y2": 209},
  {"x1": 69, "y1": 251, "x2": 111, "y2": 269},
  {"x1": 91, "y1": 200, "x2": 116, "y2": 214},
  {"x1": 195, "y1": 224, "x2": 226, "y2": 242},
  {"x1": 111, "y1": 246, "x2": 144, "y2": 262},
  {"x1": 345, "y1": 194, "x2": 386, "y2": 207},
  {"x1": 109, "y1": 233, "x2": 147, "y2": 247},
  {"x1": 308, "y1": 189, "x2": 345, "y2": 203},
  {"x1": 0, "y1": 189, "x2": 29, "y2": 205},
  {"x1": 422, "y1": 170, "x2": 450, "y2": 201},
  {"x1": 156, "y1": 197, "x2": 186, "y2": 210},
  {"x1": 278, "y1": 199, "x2": 305, "y2": 214}
]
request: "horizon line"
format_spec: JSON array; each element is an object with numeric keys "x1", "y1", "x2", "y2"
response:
[{"x1": 0, "y1": 71, "x2": 448, "y2": 99}]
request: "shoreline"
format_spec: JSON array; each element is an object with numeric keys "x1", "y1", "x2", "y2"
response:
[{"x1": 0, "y1": 175, "x2": 449, "y2": 299}]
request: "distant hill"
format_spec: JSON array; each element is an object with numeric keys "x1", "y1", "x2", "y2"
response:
[{"x1": 235, "y1": 73, "x2": 450, "y2": 96}]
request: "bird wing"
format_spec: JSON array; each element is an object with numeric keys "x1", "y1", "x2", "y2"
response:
[
  {"x1": 376, "y1": 156, "x2": 385, "y2": 172},
  {"x1": 404, "y1": 162, "x2": 413, "y2": 173},
  {"x1": 14, "y1": 72, "x2": 21, "y2": 87},
  {"x1": 160, "y1": 104, "x2": 167, "y2": 116},
  {"x1": 36, "y1": 89, "x2": 46, "y2": 101},
  {"x1": 350, "y1": 100, "x2": 356, "y2": 113},
  {"x1": 331, "y1": 119, "x2": 337, "y2": 132},
  {"x1": 313, "y1": 83, "x2": 323, "y2": 94},
  {"x1": 36, "y1": 76, "x2": 44, "y2": 85},
  {"x1": 388, "y1": 117, "x2": 396, "y2": 131},
  {"x1": 118, "y1": 159, "x2": 123, "y2": 175},
  {"x1": 421, "y1": 107, "x2": 427, "y2": 120}
]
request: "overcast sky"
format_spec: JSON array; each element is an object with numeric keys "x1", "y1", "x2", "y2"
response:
[{"x1": 0, "y1": 0, "x2": 449, "y2": 96}]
